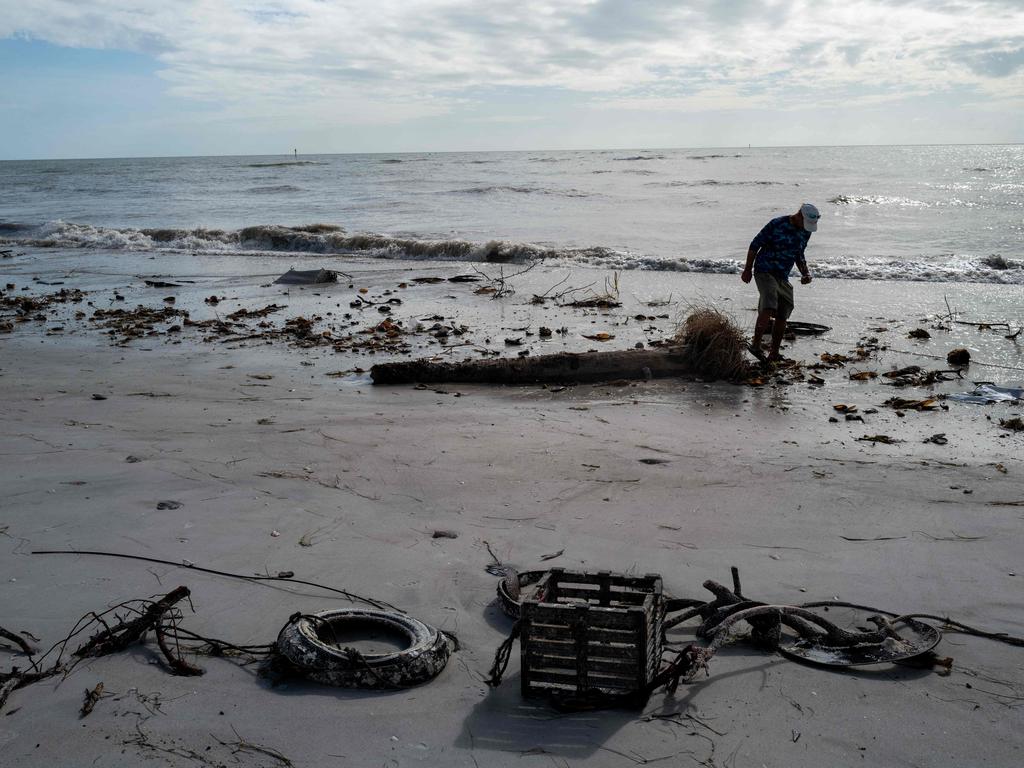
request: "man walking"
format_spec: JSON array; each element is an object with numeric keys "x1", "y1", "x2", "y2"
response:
[{"x1": 741, "y1": 203, "x2": 820, "y2": 363}]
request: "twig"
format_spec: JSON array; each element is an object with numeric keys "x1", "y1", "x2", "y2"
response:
[
  {"x1": 155, "y1": 618, "x2": 204, "y2": 676},
  {"x1": 472, "y1": 260, "x2": 538, "y2": 299},
  {"x1": 80, "y1": 682, "x2": 104, "y2": 717},
  {"x1": 0, "y1": 625, "x2": 36, "y2": 655},
  {"x1": 482, "y1": 541, "x2": 503, "y2": 566},
  {"x1": 74, "y1": 587, "x2": 192, "y2": 659}
]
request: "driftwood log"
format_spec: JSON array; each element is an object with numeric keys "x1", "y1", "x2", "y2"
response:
[{"x1": 371, "y1": 347, "x2": 691, "y2": 385}]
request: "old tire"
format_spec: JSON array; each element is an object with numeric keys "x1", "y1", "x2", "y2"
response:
[
  {"x1": 785, "y1": 321, "x2": 831, "y2": 336},
  {"x1": 276, "y1": 608, "x2": 453, "y2": 689},
  {"x1": 496, "y1": 570, "x2": 546, "y2": 619}
]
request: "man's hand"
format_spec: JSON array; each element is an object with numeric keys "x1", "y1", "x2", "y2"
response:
[
  {"x1": 800, "y1": 273, "x2": 812, "y2": 285},
  {"x1": 741, "y1": 267, "x2": 752, "y2": 284}
]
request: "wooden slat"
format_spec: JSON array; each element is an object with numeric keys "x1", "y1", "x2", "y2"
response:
[
  {"x1": 528, "y1": 638, "x2": 640, "y2": 660},
  {"x1": 526, "y1": 604, "x2": 642, "y2": 630},
  {"x1": 525, "y1": 637, "x2": 573, "y2": 654},
  {"x1": 526, "y1": 623, "x2": 642, "y2": 645},
  {"x1": 546, "y1": 568, "x2": 662, "y2": 590},
  {"x1": 553, "y1": 587, "x2": 649, "y2": 605},
  {"x1": 527, "y1": 654, "x2": 637, "y2": 675},
  {"x1": 528, "y1": 671, "x2": 637, "y2": 693}
]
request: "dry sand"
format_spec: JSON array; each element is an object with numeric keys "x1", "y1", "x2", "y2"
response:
[{"x1": 1, "y1": 253, "x2": 1023, "y2": 767}]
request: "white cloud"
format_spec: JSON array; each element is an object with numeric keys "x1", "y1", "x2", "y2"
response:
[{"x1": 1, "y1": 0, "x2": 1022, "y2": 124}]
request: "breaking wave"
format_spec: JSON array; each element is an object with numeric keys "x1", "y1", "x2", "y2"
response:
[
  {"x1": 3, "y1": 220, "x2": 1021, "y2": 284},
  {"x1": 0, "y1": 221, "x2": 554, "y2": 263},
  {"x1": 829, "y1": 194, "x2": 927, "y2": 207}
]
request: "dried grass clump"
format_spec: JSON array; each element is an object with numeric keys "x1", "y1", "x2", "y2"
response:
[{"x1": 674, "y1": 306, "x2": 747, "y2": 380}]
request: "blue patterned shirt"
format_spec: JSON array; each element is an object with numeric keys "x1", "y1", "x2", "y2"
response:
[{"x1": 750, "y1": 215, "x2": 810, "y2": 279}]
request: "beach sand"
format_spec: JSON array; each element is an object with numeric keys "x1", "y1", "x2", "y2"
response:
[{"x1": 1, "y1": 251, "x2": 1023, "y2": 766}]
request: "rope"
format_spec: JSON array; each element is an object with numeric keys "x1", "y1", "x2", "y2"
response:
[
  {"x1": 32, "y1": 550, "x2": 400, "y2": 611},
  {"x1": 484, "y1": 621, "x2": 520, "y2": 687},
  {"x1": 898, "y1": 614, "x2": 1024, "y2": 648}
]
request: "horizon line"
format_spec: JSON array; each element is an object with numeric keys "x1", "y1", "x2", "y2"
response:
[{"x1": 1, "y1": 141, "x2": 1022, "y2": 163}]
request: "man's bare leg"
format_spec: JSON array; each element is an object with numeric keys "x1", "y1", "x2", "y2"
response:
[
  {"x1": 768, "y1": 316, "x2": 787, "y2": 362},
  {"x1": 752, "y1": 309, "x2": 774, "y2": 352}
]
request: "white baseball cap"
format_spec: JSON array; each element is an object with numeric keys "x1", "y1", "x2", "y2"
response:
[{"x1": 800, "y1": 203, "x2": 820, "y2": 232}]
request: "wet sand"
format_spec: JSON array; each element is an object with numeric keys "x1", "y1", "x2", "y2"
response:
[{"x1": 2, "y1": 251, "x2": 1023, "y2": 767}]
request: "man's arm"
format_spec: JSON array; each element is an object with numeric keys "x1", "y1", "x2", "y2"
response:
[
  {"x1": 797, "y1": 256, "x2": 811, "y2": 284},
  {"x1": 742, "y1": 223, "x2": 771, "y2": 283},
  {"x1": 741, "y1": 246, "x2": 758, "y2": 283},
  {"x1": 796, "y1": 242, "x2": 811, "y2": 284}
]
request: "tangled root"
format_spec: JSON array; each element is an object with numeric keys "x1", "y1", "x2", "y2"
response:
[{"x1": 674, "y1": 306, "x2": 747, "y2": 380}]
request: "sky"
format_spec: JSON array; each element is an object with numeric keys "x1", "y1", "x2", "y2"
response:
[{"x1": 1, "y1": 0, "x2": 1022, "y2": 159}]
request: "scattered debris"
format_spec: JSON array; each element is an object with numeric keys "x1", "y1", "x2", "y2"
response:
[
  {"x1": 274, "y1": 269, "x2": 338, "y2": 285},
  {"x1": 885, "y1": 397, "x2": 940, "y2": 411},
  {"x1": 883, "y1": 366, "x2": 961, "y2": 387},
  {"x1": 947, "y1": 348, "x2": 971, "y2": 366},
  {"x1": 857, "y1": 434, "x2": 903, "y2": 444},
  {"x1": 820, "y1": 352, "x2": 853, "y2": 366},
  {"x1": 1000, "y1": 417, "x2": 1024, "y2": 432},
  {"x1": 471, "y1": 261, "x2": 538, "y2": 299},
  {"x1": 227, "y1": 304, "x2": 287, "y2": 320},
  {"x1": 908, "y1": 328, "x2": 931, "y2": 339},
  {"x1": 948, "y1": 384, "x2": 1024, "y2": 404},
  {"x1": 80, "y1": 682, "x2": 104, "y2": 718},
  {"x1": 0, "y1": 586, "x2": 200, "y2": 712},
  {"x1": 557, "y1": 272, "x2": 622, "y2": 309}
]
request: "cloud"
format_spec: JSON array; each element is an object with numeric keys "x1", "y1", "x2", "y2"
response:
[{"x1": 1, "y1": 0, "x2": 1023, "y2": 125}]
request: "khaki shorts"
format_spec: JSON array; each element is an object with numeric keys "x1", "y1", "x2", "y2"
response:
[{"x1": 754, "y1": 272, "x2": 794, "y2": 320}]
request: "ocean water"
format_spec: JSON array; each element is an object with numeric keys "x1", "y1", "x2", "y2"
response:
[{"x1": 1, "y1": 145, "x2": 1022, "y2": 283}]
